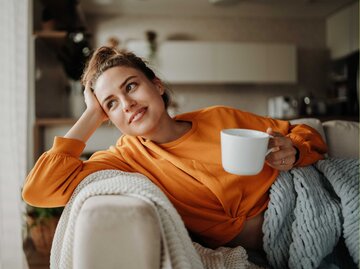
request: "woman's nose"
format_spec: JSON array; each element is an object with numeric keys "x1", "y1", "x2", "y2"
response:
[{"x1": 120, "y1": 95, "x2": 136, "y2": 112}]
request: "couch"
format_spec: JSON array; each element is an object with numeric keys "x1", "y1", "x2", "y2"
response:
[{"x1": 65, "y1": 118, "x2": 359, "y2": 269}]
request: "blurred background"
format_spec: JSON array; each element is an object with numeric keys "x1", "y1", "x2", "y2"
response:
[
  {"x1": 0, "y1": 0, "x2": 358, "y2": 268},
  {"x1": 30, "y1": 0, "x2": 359, "y2": 167}
]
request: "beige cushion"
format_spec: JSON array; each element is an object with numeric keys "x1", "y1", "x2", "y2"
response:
[
  {"x1": 73, "y1": 195, "x2": 161, "y2": 269},
  {"x1": 322, "y1": 120, "x2": 359, "y2": 159}
]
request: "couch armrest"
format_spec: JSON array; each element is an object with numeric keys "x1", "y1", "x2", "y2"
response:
[{"x1": 73, "y1": 195, "x2": 161, "y2": 269}]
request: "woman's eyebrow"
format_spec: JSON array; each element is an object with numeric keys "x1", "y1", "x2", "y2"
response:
[
  {"x1": 102, "y1": 95, "x2": 114, "y2": 106},
  {"x1": 120, "y1": 75, "x2": 137, "y2": 90}
]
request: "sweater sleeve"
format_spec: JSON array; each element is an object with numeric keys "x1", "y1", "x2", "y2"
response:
[
  {"x1": 285, "y1": 123, "x2": 328, "y2": 167},
  {"x1": 22, "y1": 136, "x2": 132, "y2": 207}
]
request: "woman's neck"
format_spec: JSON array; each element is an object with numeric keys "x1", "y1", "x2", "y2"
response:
[{"x1": 145, "y1": 114, "x2": 192, "y2": 144}]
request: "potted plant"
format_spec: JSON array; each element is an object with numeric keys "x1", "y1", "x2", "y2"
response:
[{"x1": 26, "y1": 206, "x2": 63, "y2": 255}]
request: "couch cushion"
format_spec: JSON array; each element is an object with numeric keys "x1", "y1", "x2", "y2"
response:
[{"x1": 322, "y1": 120, "x2": 359, "y2": 159}]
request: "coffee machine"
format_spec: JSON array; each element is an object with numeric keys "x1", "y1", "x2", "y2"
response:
[{"x1": 268, "y1": 96, "x2": 299, "y2": 119}]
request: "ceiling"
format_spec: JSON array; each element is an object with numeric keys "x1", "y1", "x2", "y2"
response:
[{"x1": 80, "y1": 0, "x2": 356, "y2": 19}]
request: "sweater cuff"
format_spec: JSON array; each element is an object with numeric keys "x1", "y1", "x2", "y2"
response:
[
  {"x1": 49, "y1": 136, "x2": 86, "y2": 157},
  {"x1": 290, "y1": 138, "x2": 306, "y2": 167}
]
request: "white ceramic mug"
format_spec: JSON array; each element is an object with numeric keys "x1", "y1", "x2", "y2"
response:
[{"x1": 221, "y1": 128, "x2": 272, "y2": 175}]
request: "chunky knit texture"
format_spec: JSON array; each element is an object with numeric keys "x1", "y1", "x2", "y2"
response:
[
  {"x1": 193, "y1": 242, "x2": 263, "y2": 269},
  {"x1": 50, "y1": 170, "x2": 257, "y2": 269},
  {"x1": 263, "y1": 158, "x2": 359, "y2": 269}
]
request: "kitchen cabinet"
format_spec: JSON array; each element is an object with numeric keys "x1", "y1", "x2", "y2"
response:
[
  {"x1": 160, "y1": 42, "x2": 216, "y2": 83},
  {"x1": 126, "y1": 41, "x2": 297, "y2": 84},
  {"x1": 214, "y1": 43, "x2": 296, "y2": 83},
  {"x1": 214, "y1": 43, "x2": 267, "y2": 83},
  {"x1": 326, "y1": 1, "x2": 359, "y2": 59}
]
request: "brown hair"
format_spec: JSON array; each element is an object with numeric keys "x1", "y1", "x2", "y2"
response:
[{"x1": 81, "y1": 46, "x2": 171, "y2": 108}]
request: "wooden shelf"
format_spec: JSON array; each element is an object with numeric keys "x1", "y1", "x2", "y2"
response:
[
  {"x1": 33, "y1": 31, "x2": 67, "y2": 50},
  {"x1": 34, "y1": 31, "x2": 67, "y2": 39},
  {"x1": 35, "y1": 118, "x2": 77, "y2": 126}
]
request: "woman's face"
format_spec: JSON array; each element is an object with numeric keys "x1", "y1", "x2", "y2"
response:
[{"x1": 94, "y1": 66, "x2": 167, "y2": 139}]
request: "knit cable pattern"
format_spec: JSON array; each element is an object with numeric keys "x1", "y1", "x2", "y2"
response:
[
  {"x1": 263, "y1": 158, "x2": 359, "y2": 269},
  {"x1": 316, "y1": 158, "x2": 359, "y2": 264},
  {"x1": 193, "y1": 242, "x2": 263, "y2": 269}
]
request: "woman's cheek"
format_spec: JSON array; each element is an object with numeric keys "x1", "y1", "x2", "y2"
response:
[{"x1": 111, "y1": 114, "x2": 126, "y2": 129}]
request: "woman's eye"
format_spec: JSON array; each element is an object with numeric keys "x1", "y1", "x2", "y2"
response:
[
  {"x1": 107, "y1": 100, "x2": 116, "y2": 110},
  {"x1": 125, "y1": 82, "x2": 136, "y2": 92}
]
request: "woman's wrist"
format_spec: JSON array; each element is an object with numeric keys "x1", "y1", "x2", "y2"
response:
[
  {"x1": 65, "y1": 108, "x2": 105, "y2": 143},
  {"x1": 82, "y1": 107, "x2": 107, "y2": 125}
]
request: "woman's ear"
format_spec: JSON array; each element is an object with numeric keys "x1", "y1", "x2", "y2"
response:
[{"x1": 152, "y1": 77, "x2": 165, "y2": 95}]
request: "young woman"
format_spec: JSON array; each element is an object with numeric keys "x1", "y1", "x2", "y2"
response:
[{"x1": 23, "y1": 46, "x2": 327, "y2": 250}]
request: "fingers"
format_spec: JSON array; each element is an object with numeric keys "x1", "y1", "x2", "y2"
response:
[
  {"x1": 84, "y1": 82, "x2": 92, "y2": 94},
  {"x1": 83, "y1": 83, "x2": 94, "y2": 101},
  {"x1": 268, "y1": 135, "x2": 292, "y2": 150},
  {"x1": 266, "y1": 127, "x2": 282, "y2": 137},
  {"x1": 84, "y1": 83, "x2": 99, "y2": 103},
  {"x1": 83, "y1": 83, "x2": 109, "y2": 122},
  {"x1": 266, "y1": 126, "x2": 296, "y2": 171},
  {"x1": 266, "y1": 156, "x2": 296, "y2": 171},
  {"x1": 85, "y1": 81, "x2": 92, "y2": 90},
  {"x1": 270, "y1": 158, "x2": 294, "y2": 171},
  {"x1": 266, "y1": 147, "x2": 296, "y2": 165},
  {"x1": 267, "y1": 127, "x2": 289, "y2": 148},
  {"x1": 266, "y1": 145, "x2": 296, "y2": 161}
]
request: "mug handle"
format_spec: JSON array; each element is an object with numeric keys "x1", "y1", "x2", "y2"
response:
[
  {"x1": 266, "y1": 135, "x2": 275, "y2": 156},
  {"x1": 266, "y1": 148, "x2": 275, "y2": 156}
]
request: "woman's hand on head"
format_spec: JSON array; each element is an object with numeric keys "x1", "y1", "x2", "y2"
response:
[
  {"x1": 265, "y1": 127, "x2": 297, "y2": 171},
  {"x1": 83, "y1": 83, "x2": 109, "y2": 122}
]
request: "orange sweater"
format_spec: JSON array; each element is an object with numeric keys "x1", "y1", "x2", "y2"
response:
[{"x1": 23, "y1": 106, "x2": 327, "y2": 247}]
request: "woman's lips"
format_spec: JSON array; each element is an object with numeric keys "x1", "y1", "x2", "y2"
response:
[{"x1": 129, "y1": 107, "x2": 147, "y2": 124}]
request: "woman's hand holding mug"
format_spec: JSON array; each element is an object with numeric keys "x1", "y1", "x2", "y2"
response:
[
  {"x1": 220, "y1": 127, "x2": 298, "y2": 175},
  {"x1": 265, "y1": 127, "x2": 297, "y2": 171}
]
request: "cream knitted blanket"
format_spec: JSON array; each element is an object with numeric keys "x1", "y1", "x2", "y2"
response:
[
  {"x1": 263, "y1": 158, "x2": 359, "y2": 269},
  {"x1": 50, "y1": 170, "x2": 260, "y2": 269}
]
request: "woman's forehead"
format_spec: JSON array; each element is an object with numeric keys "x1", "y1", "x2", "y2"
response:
[{"x1": 94, "y1": 66, "x2": 143, "y2": 90}]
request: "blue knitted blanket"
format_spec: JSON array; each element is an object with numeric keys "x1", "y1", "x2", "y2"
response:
[{"x1": 263, "y1": 158, "x2": 359, "y2": 269}]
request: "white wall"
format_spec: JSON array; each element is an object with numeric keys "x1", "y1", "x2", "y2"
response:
[{"x1": 87, "y1": 15, "x2": 329, "y2": 115}]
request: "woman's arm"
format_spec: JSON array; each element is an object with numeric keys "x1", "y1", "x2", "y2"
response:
[
  {"x1": 22, "y1": 86, "x2": 119, "y2": 207},
  {"x1": 22, "y1": 137, "x2": 132, "y2": 207}
]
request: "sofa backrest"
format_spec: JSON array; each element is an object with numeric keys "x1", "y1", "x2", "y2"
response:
[{"x1": 322, "y1": 120, "x2": 359, "y2": 159}]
